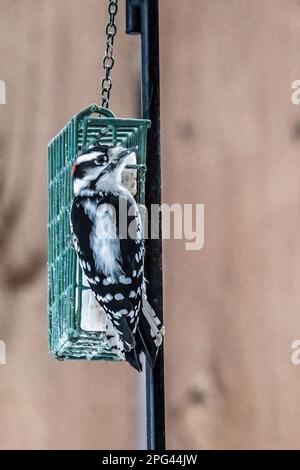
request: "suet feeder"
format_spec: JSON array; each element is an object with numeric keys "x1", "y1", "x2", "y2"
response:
[{"x1": 48, "y1": 104, "x2": 150, "y2": 361}]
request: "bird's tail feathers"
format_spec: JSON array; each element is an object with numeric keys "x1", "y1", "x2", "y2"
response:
[
  {"x1": 106, "y1": 318, "x2": 142, "y2": 370},
  {"x1": 125, "y1": 347, "x2": 143, "y2": 372},
  {"x1": 107, "y1": 298, "x2": 165, "y2": 372},
  {"x1": 137, "y1": 297, "x2": 165, "y2": 368},
  {"x1": 112, "y1": 316, "x2": 135, "y2": 352},
  {"x1": 106, "y1": 319, "x2": 125, "y2": 360},
  {"x1": 142, "y1": 297, "x2": 165, "y2": 346}
]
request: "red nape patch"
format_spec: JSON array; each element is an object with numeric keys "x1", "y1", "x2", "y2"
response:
[{"x1": 71, "y1": 163, "x2": 77, "y2": 175}]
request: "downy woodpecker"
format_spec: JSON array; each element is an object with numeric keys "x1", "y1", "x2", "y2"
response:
[{"x1": 70, "y1": 143, "x2": 165, "y2": 371}]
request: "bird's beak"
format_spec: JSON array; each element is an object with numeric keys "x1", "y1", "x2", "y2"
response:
[{"x1": 117, "y1": 146, "x2": 137, "y2": 159}]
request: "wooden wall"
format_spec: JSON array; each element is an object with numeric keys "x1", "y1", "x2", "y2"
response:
[{"x1": 0, "y1": 0, "x2": 300, "y2": 449}]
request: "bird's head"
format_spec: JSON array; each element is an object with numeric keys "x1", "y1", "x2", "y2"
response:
[{"x1": 72, "y1": 143, "x2": 137, "y2": 195}]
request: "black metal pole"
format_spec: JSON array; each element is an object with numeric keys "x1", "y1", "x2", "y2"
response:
[{"x1": 126, "y1": 0, "x2": 165, "y2": 451}]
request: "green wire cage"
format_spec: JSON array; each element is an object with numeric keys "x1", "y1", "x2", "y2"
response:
[{"x1": 48, "y1": 104, "x2": 151, "y2": 361}]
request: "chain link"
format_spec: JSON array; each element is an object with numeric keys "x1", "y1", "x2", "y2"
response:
[{"x1": 101, "y1": 0, "x2": 118, "y2": 108}]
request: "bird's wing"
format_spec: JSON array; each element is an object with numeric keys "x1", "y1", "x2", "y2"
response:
[
  {"x1": 70, "y1": 197, "x2": 96, "y2": 273},
  {"x1": 70, "y1": 197, "x2": 136, "y2": 350},
  {"x1": 118, "y1": 196, "x2": 145, "y2": 278}
]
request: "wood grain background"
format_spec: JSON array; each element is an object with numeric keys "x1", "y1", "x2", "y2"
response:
[{"x1": 1, "y1": 0, "x2": 300, "y2": 449}]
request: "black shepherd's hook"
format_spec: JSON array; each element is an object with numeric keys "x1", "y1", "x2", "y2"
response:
[{"x1": 126, "y1": 0, "x2": 165, "y2": 452}]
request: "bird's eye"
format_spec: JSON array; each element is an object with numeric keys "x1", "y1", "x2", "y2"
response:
[{"x1": 95, "y1": 154, "x2": 108, "y2": 166}]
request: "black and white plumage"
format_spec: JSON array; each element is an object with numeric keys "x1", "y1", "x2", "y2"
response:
[{"x1": 70, "y1": 143, "x2": 165, "y2": 371}]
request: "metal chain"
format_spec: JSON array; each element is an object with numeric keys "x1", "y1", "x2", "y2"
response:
[{"x1": 101, "y1": 0, "x2": 118, "y2": 108}]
